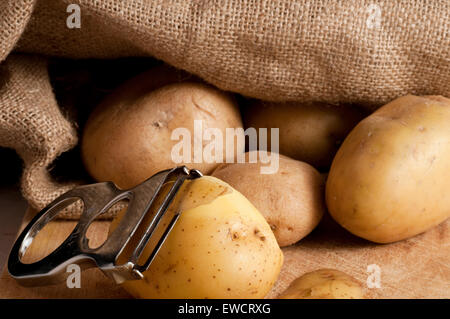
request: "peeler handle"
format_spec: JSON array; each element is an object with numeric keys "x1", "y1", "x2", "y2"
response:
[
  {"x1": 7, "y1": 166, "x2": 202, "y2": 286},
  {"x1": 7, "y1": 181, "x2": 126, "y2": 286}
]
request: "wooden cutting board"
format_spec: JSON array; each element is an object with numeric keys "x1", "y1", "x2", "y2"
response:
[{"x1": 1, "y1": 208, "x2": 449, "y2": 299}]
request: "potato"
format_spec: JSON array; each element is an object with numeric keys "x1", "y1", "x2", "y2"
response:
[
  {"x1": 110, "y1": 176, "x2": 283, "y2": 299},
  {"x1": 82, "y1": 80, "x2": 243, "y2": 189},
  {"x1": 212, "y1": 151, "x2": 325, "y2": 247},
  {"x1": 278, "y1": 269, "x2": 365, "y2": 299},
  {"x1": 326, "y1": 95, "x2": 450, "y2": 243},
  {"x1": 243, "y1": 101, "x2": 365, "y2": 169}
]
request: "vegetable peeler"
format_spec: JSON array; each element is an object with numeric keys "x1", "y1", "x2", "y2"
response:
[{"x1": 8, "y1": 166, "x2": 202, "y2": 286}]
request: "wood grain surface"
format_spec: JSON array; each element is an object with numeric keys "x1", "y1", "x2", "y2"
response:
[{"x1": 1, "y1": 208, "x2": 448, "y2": 299}]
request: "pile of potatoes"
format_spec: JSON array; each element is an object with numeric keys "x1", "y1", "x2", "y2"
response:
[{"x1": 81, "y1": 64, "x2": 450, "y2": 299}]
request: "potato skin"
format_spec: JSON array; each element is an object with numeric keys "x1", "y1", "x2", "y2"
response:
[
  {"x1": 112, "y1": 176, "x2": 283, "y2": 299},
  {"x1": 326, "y1": 95, "x2": 450, "y2": 243},
  {"x1": 243, "y1": 101, "x2": 365, "y2": 169},
  {"x1": 82, "y1": 80, "x2": 242, "y2": 189},
  {"x1": 278, "y1": 269, "x2": 365, "y2": 299},
  {"x1": 212, "y1": 151, "x2": 325, "y2": 247}
]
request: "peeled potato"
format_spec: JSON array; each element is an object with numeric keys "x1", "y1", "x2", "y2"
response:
[
  {"x1": 82, "y1": 80, "x2": 243, "y2": 189},
  {"x1": 278, "y1": 269, "x2": 365, "y2": 299},
  {"x1": 326, "y1": 95, "x2": 450, "y2": 243},
  {"x1": 212, "y1": 151, "x2": 325, "y2": 247},
  {"x1": 110, "y1": 176, "x2": 283, "y2": 299},
  {"x1": 243, "y1": 101, "x2": 365, "y2": 169}
]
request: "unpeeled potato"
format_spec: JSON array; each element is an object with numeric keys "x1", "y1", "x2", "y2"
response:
[
  {"x1": 82, "y1": 79, "x2": 243, "y2": 189},
  {"x1": 243, "y1": 101, "x2": 366, "y2": 169},
  {"x1": 278, "y1": 269, "x2": 365, "y2": 299},
  {"x1": 212, "y1": 151, "x2": 325, "y2": 247},
  {"x1": 326, "y1": 95, "x2": 450, "y2": 243},
  {"x1": 110, "y1": 176, "x2": 283, "y2": 299}
]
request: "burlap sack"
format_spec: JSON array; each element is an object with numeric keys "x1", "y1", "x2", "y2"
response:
[
  {"x1": 0, "y1": 0, "x2": 449, "y2": 217},
  {"x1": 0, "y1": 54, "x2": 80, "y2": 216}
]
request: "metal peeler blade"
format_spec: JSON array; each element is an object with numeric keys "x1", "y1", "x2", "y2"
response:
[{"x1": 7, "y1": 166, "x2": 202, "y2": 286}]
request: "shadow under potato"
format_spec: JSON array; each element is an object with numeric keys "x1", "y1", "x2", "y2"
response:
[{"x1": 296, "y1": 211, "x2": 377, "y2": 250}]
